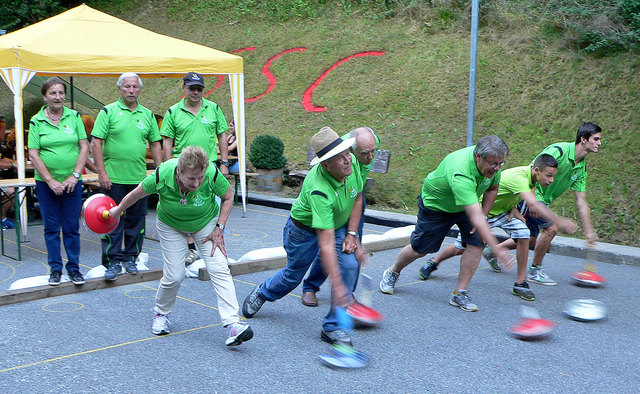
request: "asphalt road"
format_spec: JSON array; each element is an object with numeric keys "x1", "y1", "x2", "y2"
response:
[{"x1": 0, "y1": 203, "x2": 638, "y2": 392}]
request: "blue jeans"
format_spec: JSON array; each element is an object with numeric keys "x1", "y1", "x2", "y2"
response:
[
  {"x1": 35, "y1": 180, "x2": 83, "y2": 273},
  {"x1": 302, "y1": 195, "x2": 366, "y2": 294},
  {"x1": 101, "y1": 183, "x2": 147, "y2": 268},
  {"x1": 259, "y1": 218, "x2": 358, "y2": 331}
]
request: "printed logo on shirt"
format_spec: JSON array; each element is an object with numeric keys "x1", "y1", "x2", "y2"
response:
[
  {"x1": 193, "y1": 194, "x2": 205, "y2": 207},
  {"x1": 136, "y1": 119, "x2": 146, "y2": 130},
  {"x1": 571, "y1": 172, "x2": 578, "y2": 181},
  {"x1": 62, "y1": 124, "x2": 74, "y2": 134},
  {"x1": 200, "y1": 115, "x2": 211, "y2": 124},
  {"x1": 483, "y1": 178, "x2": 491, "y2": 185},
  {"x1": 350, "y1": 186, "x2": 358, "y2": 198}
]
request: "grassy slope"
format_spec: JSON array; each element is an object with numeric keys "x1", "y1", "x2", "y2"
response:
[{"x1": 2, "y1": 1, "x2": 638, "y2": 245}]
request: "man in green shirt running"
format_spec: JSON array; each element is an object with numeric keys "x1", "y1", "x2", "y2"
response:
[
  {"x1": 496, "y1": 122, "x2": 602, "y2": 286},
  {"x1": 92, "y1": 72, "x2": 163, "y2": 281},
  {"x1": 420, "y1": 154, "x2": 577, "y2": 301},
  {"x1": 379, "y1": 135, "x2": 514, "y2": 312}
]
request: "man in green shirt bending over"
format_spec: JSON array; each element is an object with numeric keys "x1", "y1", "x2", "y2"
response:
[
  {"x1": 379, "y1": 135, "x2": 514, "y2": 312},
  {"x1": 420, "y1": 154, "x2": 577, "y2": 301}
]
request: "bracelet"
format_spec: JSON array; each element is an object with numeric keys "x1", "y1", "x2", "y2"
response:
[
  {"x1": 347, "y1": 230, "x2": 358, "y2": 238},
  {"x1": 220, "y1": 160, "x2": 230, "y2": 167}
]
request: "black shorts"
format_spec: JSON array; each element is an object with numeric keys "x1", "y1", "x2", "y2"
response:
[
  {"x1": 410, "y1": 196, "x2": 484, "y2": 255},
  {"x1": 517, "y1": 200, "x2": 553, "y2": 238}
]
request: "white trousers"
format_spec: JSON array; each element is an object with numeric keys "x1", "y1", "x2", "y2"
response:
[{"x1": 153, "y1": 218, "x2": 240, "y2": 326}]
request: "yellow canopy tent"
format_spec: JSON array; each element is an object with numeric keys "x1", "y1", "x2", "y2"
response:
[{"x1": 0, "y1": 4, "x2": 248, "y2": 239}]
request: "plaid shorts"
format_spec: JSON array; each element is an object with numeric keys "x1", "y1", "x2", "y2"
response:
[{"x1": 453, "y1": 211, "x2": 530, "y2": 249}]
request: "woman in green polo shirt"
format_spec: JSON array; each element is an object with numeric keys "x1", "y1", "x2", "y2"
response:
[
  {"x1": 107, "y1": 145, "x2": 253, "y2": 347},
  {"x1": 28, "y1": 77, "x2": 89, "y2": 287}
]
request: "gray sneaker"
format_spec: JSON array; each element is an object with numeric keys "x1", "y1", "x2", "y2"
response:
[
  {"x1": 418, "y1": 259, "x2": 439, "y2": 280},
  {"x1": 242, "y1": 285, "x2": 266, "y2": 318},
  {"x1": 449, "y1": 290, "x2": 478, "y2": 312},
  {"x1": 482, "y1": 249, "x2": 501, "y2": 272},
  {"x1": 527, "y1": 266, "x2": 557, "y2": 286},
  {"x1": 379, "y1": 268, "x2": 400, "y2": 294},
  {"x1": 225, "y1": 322, "x2": 254, "y2": 346},
  {"x1": 104, "y1": 264, "x2": 121, "y2": 281},
  {"x1": 184, "y1": 249, "x2": 200, "y2": 266},
  {"x1": 513, "y1": 281, "x2": 536, "y2": 301},
  {"x1": 321, "y1": 328, "x2": 353, "y2": 347}
]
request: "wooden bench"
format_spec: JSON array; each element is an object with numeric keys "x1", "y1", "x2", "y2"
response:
[{"x1": 288, "y1": 144, "x2": 391, "y2": 189}]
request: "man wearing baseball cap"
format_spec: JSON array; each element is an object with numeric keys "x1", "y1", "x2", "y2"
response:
[
  {"x1": 241, "y1": 126, "x2": 366, "y2": 347},
  {"x1": 160, "y1": 72, "x2": 230, "y2": 170}
]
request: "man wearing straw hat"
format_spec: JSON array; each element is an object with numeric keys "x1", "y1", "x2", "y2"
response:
[{"x1": 242, "y1": 126, "x2": 365, "y2": 347}]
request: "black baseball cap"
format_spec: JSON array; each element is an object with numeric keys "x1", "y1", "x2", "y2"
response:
[{"x1": 183, "y1": 72, "x2": 205, "y2": 87}]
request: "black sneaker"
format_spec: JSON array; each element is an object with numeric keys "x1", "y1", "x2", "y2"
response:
[
  {"x1": 68, "y1": 271, "x2": 85, "y2": 285},
  {"x1": 48, "y1": 271, "x2": 62, "y2": 286},
  {"x1": 104, "y1": 264, "x2": 121, "y2": 281},
  {"x1": 419, "y1": 259, "x2": 439, "y2": 280},
  {"x1": 512, "y1": 281, "x2": 535, "y2": 301},
  {"x1": 123, "y1": 260, "x2": 138, "y2": 275},
  {"x1": 321, "y1": 328, "x2": 353, "y2": 347}
]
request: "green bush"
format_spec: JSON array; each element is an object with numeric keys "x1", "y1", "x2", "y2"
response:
[{"x1": 249, "y1": 135, "x2": 287, "y2": 169}]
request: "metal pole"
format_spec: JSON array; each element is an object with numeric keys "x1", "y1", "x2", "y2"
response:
[
  {"x1": 70, "y1": 76, "x2": 75, "y2": 109},
  {"x1": 466, "y1": 0, "x2": 479, "y2": 146}
]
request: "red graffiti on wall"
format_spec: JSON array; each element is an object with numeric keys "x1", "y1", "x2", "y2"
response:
[
  {"x1": 302, "y1": 51, "x2": 385, "y2": 112},
  {"x1": 181, "y1": 47, "x2": 385, "y2": 112},
  {"x1": 246, "y1": 47, "x2": 307, "y2": 103}
]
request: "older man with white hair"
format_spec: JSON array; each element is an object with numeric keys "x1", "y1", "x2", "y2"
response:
[
  {"x1": 242, "y1": 126, "x2": 366, "y2": 347},
  {"x1": 91, "y1": 72, "x2": 163, "y2": 281}
]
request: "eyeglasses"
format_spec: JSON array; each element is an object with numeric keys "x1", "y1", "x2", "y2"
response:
[
  {"x1": 483, "y1": 157, "x2": 505, "y2": 169},
  {"x1": 188, "y1": 86, "x2": 204, "y2": 92}
]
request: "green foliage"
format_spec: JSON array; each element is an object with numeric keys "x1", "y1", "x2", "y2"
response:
[
  {"x1": 0, "y1": 0, "x2": 71, "y2": 32},
  {"x1": 249, "y1": 135, "x2": 287, "y2": 169}
]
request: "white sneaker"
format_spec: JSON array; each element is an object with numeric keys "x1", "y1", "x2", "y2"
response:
[
  {"x1": 225, "y1": 322, "x2": 254, "y2": 346},
  {"x1": 527, "y1": 266, "x2": 557, "y2": 286},
  {"x1": 152, "y1": 314, "x2": 170, "y2": 335},
  {"x1": 184, "y1": 249, "x2": 200, "y2": 266}
]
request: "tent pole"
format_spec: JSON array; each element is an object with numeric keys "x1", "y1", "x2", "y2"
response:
[
  {"x1": 70, "y1": 76, "x2": 75, "y2": 109},
  {"x1": 466, "y1": 0, "x2": 479, "y2": 146}
]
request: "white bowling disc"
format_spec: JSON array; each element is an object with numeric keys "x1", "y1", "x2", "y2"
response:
[{"x1": 564, "y1": 299, "x2": 607, "y2": 322}]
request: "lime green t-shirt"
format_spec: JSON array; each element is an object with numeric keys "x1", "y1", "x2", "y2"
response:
[
  {"x1": 28, "y1": 106, "x2": 87, "y2": 182},
  {"x1": 141, "y1": 159, "x2": 229, "y2": 232},
  {"x1": 488, "y1": 165, "x2": 533, "y2": 217},
  {"x1": 160, "y1": 98, "x2": 228, "y2": 161},
  {"x1": 92, "y1": 99, "x2": 161, "y2": 184},
  {"x1": 532, "y1": 142, "x2": 587, "y2": 205},
  {"x1": 290, "y1": 160, "x2": 364, "y2": 230},
  {"x1": 421, "y1": 145, "x2": 501, "y2": 213},
  {"x1": 340, "y1": 131, "x2": 381, "y2": 184}
]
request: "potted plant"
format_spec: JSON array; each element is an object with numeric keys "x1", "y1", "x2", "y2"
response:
[{"x1": 249, "y1": 135, "x2": 286, "y2": 192}]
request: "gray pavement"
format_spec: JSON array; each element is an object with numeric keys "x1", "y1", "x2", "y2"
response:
[{"x1": 0, "y1": 197, "x2": 639, "y2": 392}]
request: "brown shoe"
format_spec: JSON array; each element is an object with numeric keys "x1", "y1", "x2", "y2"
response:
[{"x1": 301, "y1": 291, "x2": 318, "y2": 307}]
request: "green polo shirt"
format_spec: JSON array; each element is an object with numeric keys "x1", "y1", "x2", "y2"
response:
[
  {"x1": 160, "y1": 98, "x2": 228, "y2": 161},
  {"x1": 290, "y1": 160, "x2": 364, "y2": 230},
  {"x1": 340, "y1": 132, "x2": 381, "y2": 184},
  {"x1": 92, "y1": 99, "x2": 161, "y2": 184},
  {"x1": 488, "y1": 166, "x2": 533, "y2": 217},
  {"x1": 141, "y1": 159, "x2": 229, "y2": 232},
  {"x1": 421, "y1": 145, "x2": 501, "y2": 213},
  {"x1": 28, "y1": 106, "x2": 87, "y2": 182},
  {"x1": 532, "y1": 142, "x2": 587, "y2": 205}
]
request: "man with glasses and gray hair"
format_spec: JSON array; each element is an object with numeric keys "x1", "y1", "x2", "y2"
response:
[{"x1": 379, "y1": 135, "x2": 514, "y2": 312}]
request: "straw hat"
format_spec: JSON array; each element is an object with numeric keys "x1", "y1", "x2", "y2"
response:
[{"x1": 309, "y1": 126, "x2": 355, "y2": 166}]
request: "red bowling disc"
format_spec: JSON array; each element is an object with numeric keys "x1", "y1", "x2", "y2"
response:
[
  {"x1": 570, "y1": 270, "x2": 607, "y2": 287},
  {"x1": 346, "y1": 302, "x2": 383, "y2": 326},
  {"x1": 82, "y1": 194, "x2": 119, "y2": 235},
  {"x1": 509, "y1": 318, "x2": 557, "y2": 340}
]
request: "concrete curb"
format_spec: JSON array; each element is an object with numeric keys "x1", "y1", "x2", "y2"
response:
[{"x1": 247, "y1": 192, "x2": 640, "y2": 267}]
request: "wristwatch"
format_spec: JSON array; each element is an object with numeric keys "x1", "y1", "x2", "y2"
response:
[
  {"x1": 220, "y1": 160, "x2": 230, "y2": 167},
  {"x1": 72, "y1": 171, "x2": 81, "y2": 179},
  {"x1": 347, "y1": 230, "x2": 358, "y2": 238},
  {"x1": 216, "y1": 223, "x2": 225, "y2": 231}
]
